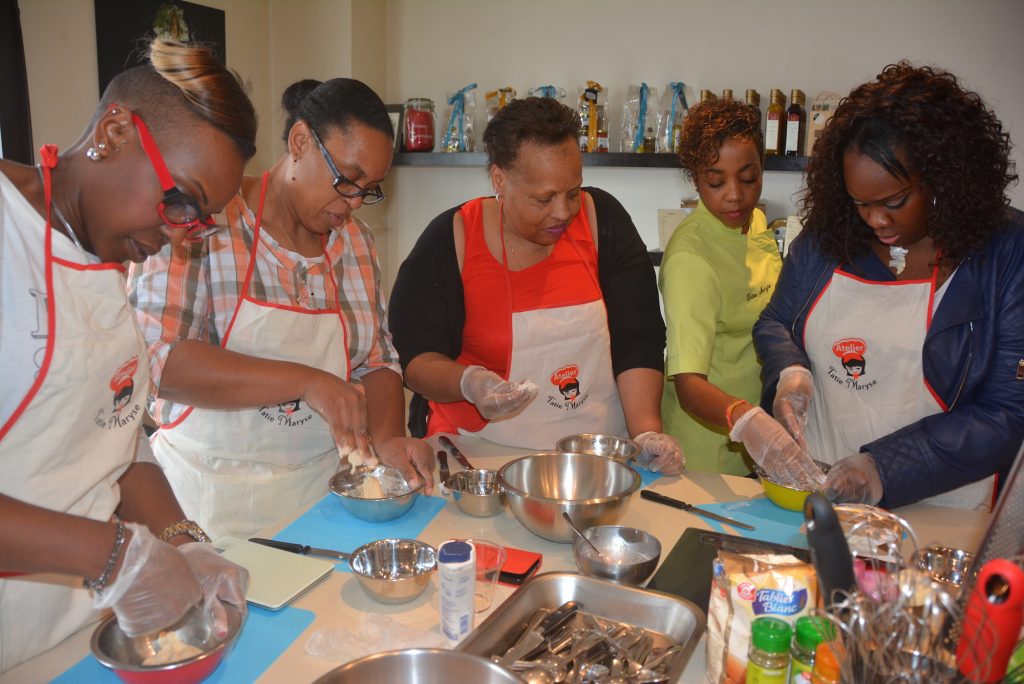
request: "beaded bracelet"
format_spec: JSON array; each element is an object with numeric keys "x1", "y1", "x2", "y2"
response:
[
  {"x1": 725, "y1": 399, "x2": 750, "y2": 432},
  {"x1": 83, "y1": 516, "x2": 126, "y2": 593}
]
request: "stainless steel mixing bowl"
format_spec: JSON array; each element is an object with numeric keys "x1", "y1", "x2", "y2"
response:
[
  {"x1": 556, "y1": 433, "x2": 640, "y2": 464},
  {"x1": 572, "y1": 524, "x2": 662, "y2": 586},
  {"x1": 91, "y1": 602, "x2": 244, "y2": 683},
  {"x1": 912, "y1": 545, "x2": 975, "y2": 588},
  {"x1": 348, "y1": 538, "x2": 437, "y2": 604},
  {"x1": 497, "y1": 452, "x2": 641, "y2": 543},
  {"x1": 313, "y1": 648, "x2": 522, "y2": 683},
  {"x1": 329, "y1": 466, "x2": 423, "y2": 523},
  {"x1": 449, "y1": 468, "x2": 506, "y2": 517}
]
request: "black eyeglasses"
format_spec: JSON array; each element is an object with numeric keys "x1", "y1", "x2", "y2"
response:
[{"x1": 308, "y1": 126, "x2": 386, "y2": 205}]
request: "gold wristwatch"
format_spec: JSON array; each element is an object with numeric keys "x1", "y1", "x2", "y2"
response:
[{"x1": 159, "y1": 519, "x2": 211, "y2": 544}]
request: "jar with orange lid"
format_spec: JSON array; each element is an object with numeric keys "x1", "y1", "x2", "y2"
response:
[{"x1": 810, "y1": 641, "x2": 842, "y2": 684}]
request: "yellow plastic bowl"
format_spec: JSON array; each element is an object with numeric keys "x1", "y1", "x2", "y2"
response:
[{"x1": 753, "y1": 461, "x2": 831, "y2": 512}]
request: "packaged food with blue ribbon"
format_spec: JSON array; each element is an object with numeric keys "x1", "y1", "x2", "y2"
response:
[
  {"x1": 621, "y1": 83, "x2": 660, "y2": 153},
  {"x1": 441, "y1": 83, "x2": 477, "y2": 153},
  {"x1": 658, "y1": 82, "x2": 690, "y2": 154},
  {"x1": 527, "y1": 85, "x2": 567, "y2": 102}
]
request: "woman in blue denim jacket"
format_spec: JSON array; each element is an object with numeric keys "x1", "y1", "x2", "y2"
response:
[{"x1": 753, "y1": 62, "x2": 1023, "y2": 509}]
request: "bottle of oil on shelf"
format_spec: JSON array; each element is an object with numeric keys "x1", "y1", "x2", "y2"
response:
[
  {"x1": 746, "y1": 89, "x2": 763, "y2": 132},
  {"x1": 722, "y1": 88, "x2": 734, "y2": 102},
  {"x1": 700, "y1": 89, "x2": 718, "y2": 104},
  {"x1": 765, "y1": 89, "x2": 787, "y2": 157},
  {"x1": 785, "y1": 89, "x2": 807, "y2": 156}
]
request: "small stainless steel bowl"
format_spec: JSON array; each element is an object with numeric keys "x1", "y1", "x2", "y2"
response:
[
  {"x1": 556, "y1": 433, "x2": 640, "y2": 464},
  {"x1": 448, "y1": 469, "x2": 506, "y2": 517},
  {"x1": 91, "y1": 602, "x2": 244, "y2": 683},
  {"x1": 313, "y1": 648, "x2": 522, "y2": 683},
  {"x1": 329, "y1": 466, "x2": 423, "y2": 523},
  {"x1": 913, "y1": 545, "x2": 975, "y2": 587},
  {"x1": 573, "y1": 525, "x2": 661, "y2": 586},
  {"x1": 349, "y1": 538, "x2": 437, "y2": 604},
  {"x1": 497, "y1": 452, "x2": 641, "y2": 543}
]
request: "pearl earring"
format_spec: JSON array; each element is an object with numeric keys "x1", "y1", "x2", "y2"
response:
[{"x1": 86, "y1": 147, "x2": 102, "y2": 162}]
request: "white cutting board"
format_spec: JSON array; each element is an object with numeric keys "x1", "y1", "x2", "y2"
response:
[{"x1": 213, "y1": 536, "x2": 334, "y2": 610}]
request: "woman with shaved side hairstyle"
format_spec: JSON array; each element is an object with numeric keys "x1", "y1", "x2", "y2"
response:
[{"x1": 0, "y1": 39, "x2": 256, "y2": 671}]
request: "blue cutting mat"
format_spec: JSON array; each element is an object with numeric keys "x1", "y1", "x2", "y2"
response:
[
  {"x1": 636, "y1": 464, "x2": 662, "y2": 487},
  {"x1": 53, "y1": 605, "x2": 314, "y2": 683},
  {"x1": 697, "y1": 496, "x2": 807, "y2": 549},
  {"x1": 274, "y1": 493, "x2": 447, "y2": 572}
]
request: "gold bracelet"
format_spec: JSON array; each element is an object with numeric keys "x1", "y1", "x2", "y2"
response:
[
  {"x1": 159, "y1": 519, "x2": 211, "y2": 544},
  {"x1": 725, "y1": 399, "x2": 750, "y2": 432}
]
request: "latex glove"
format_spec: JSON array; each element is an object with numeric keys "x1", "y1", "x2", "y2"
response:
[
  {"x1": 634, "y1": 431, "x2": 685, "y2": 475},
  {"x1": 825, "y1": 452, "x2": 884, "y2": 505},
  {"x1": 460, "y1": 365, "x2": 537, "y2": 420},
  {"x1": 179, "y1": 543, "x2": 249, "y2": 639},
  {"x1": 773, "y1": 365, "x2": 814, "y2": 449},
  {"x1": 376, "y1": 436, "x2": 436, "y2": 495},
  {"x1": 729, "y1": 407, "x2": 826, "y2": 490},
  {"x1": 92, "y1": 522, "x2": 201, "y2": 637}
]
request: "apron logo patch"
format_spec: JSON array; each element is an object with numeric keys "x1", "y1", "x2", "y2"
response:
[
  {"x1": 94, "y1": 356, "x2": 142, "y2": 429},
  {"x1": 826, "y1": 337, "x2": 878, "y2": 391},
  {"x1": 547, "y1": 364, "x2": 589, "y2": 411},
  {"x1": 259, "y1": 399, "x2": 315, "y2": 427}
]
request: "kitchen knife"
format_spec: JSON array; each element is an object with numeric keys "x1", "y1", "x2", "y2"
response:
[
  {"x1": 640, "y1": 489, "x2": 756, "y2": 531},
  {"x1": 439, "y1": 435, "x2": 475, "y2": 470},
  {"x1": 803, "y1": 493, "x2": 857, "y2": 608},
  {"x1": 249, "y1": 537, "x2": 350, "y2": 561},
  {"x1": 437, "y1": 449, "x2": 450, "y2": 486}
]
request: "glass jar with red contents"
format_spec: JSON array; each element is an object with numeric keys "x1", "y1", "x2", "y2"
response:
[{"x1": 403, "y1": 98, "x2": 435, "y2": 152}]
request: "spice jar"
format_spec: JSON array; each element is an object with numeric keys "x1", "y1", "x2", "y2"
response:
[
  {"x1": 810, "y1": 641, "x2": 842, "y2": 684},
  {"x1": 789, "y1": 616, "x2": 830, "y2": 683},
  {"x1": 746, "y1": 617, "x2": 792, "y2": 683},
  {"x1": 403, "y1": 98, "x2": 435, "y2": 152}
]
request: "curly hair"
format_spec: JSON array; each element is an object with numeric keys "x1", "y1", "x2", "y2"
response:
[
  {"x1": 678, "y1": 99, "x2": 764, "y2": 184},
  {"x1": 483, "y1": 97, "x2": 580, "y2": 171},
  {"x1": 801, "y1": 62, "x2": 1017, "y2": 266}
]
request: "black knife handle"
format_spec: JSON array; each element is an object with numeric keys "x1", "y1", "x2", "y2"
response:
[
  {"x1": 249, "y1": 537, "x2": 308, "y2": 555},
  {"x1": 640, "y1": 489, "x2": 688, "y2": 510},
  {"x1": 439, "y1": 435, "x2": 475, "y2": 470},
  {"x1": 803, "y1": 493, "x2": 857, "y2": 607}
]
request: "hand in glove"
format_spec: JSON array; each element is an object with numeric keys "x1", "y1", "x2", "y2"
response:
[
  {"x1": 824, "y1": 452, "x2": 884, "y2": 505},
  {"x1": 634, "y1": 431, "x2": 685, "y2": 475},
  {"x1": 179, "y1": 542, "x2": 250, "y2": 638},
  {"x1": 460, "y1": 365, "x2": 537, "y2": 420},
  {"x1": 92, "y1": 522, "x2": 201, "y2": 637},
  {"x1": 729, "y1": 407, "x2": 826, "y2": 490},
  {"x1": 773, "y1": 365, "x2": 814, "y2": 448}
]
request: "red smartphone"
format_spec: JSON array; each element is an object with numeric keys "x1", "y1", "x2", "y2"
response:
[{"x1": 498, "y1": 546, "x2": 543, "y2": 586}]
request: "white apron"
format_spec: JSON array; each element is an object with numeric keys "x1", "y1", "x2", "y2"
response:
[
  {"x1": 470, "y1": 211, "x2": 626, "y2": 449},
  {"x1": 803, "y1": 267, "x2": 993, "y2": 510},
  {"x1": 0, "y1": 148, "x2": 147, "y2": 672},
  {"x1": 152, "y1": 173, "x2": 350, "y2": 539}
]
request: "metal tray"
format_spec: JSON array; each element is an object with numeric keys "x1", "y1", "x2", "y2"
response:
[{"x1": 458, "y1": 571, "x2": 706, "y2": 681}]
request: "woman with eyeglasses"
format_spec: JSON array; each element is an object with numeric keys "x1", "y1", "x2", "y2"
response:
[
  {"x1": 754, "y1": 63, "x2": 1024, "y2": 509},
  {"x1": 129, "y1": 78, "x2": 434, "y2": 540},
  {"x1": 388, "y1": 97, "x2": 684, "y2": 475},
  {"x1": 0, "y1": 40, "x2": 255, "y2": 672}
]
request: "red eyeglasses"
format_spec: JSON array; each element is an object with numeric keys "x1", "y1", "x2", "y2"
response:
[{"x1": 132, "y1": 113, "x2": 222, "y2": 241}]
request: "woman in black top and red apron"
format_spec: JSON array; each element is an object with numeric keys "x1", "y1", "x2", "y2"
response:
[{"x1": 389, "y1": 97, "x2": 684, "y2": 474}]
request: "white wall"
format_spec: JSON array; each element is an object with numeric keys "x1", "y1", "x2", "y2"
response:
[
  {"x1": 381, "y1": 0, "x2": 1024, "y2": 287},
  {"x1": 20, "y1": 0, "x2": 277, "y2": 172}
]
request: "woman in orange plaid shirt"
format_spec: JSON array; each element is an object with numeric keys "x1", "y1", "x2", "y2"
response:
[{"x1": 129, "y1": 79, "x2": 433, "y2": 539}]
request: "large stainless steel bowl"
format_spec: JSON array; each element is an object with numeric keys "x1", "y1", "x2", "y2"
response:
[
  {"x1": 91, "y1": 602, "x2": 243, "y2": 684},
  {"x1": 313, "y1": 648, "x2": 522, "y2": 683},
  {"x1": 573, "y1": 525, "x2": 661, "y2": 586},
  {"x1": 556, "y1": 433, "x2": 640, "y2": 464},
  {"x1": 329, "y1": 466, "x2": 423, "y2": 523},
  {"x1": 497, "y1": 452, "x2": 641, "y2": 543},
  {"x1": 348, "y1": 538, "x2": 437, "y2": 604},
  {"x1": 449, "y1": 468, "x2": 506, "y2": 517}
]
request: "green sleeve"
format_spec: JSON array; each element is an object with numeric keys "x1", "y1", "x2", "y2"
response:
[{"x1": 660, "y1": 248, "x2": 720, "y2": 378}]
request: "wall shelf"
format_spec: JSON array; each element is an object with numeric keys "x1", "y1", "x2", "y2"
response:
[{"x1": 393, "y1": 152, "x2": 808, "y2": 172}]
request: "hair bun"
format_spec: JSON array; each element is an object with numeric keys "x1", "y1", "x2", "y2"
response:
[{"x1": 282, "y1": 79, "x2": 322, "y2": 117}]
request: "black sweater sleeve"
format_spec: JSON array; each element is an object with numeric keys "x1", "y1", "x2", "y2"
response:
[
  {"x1": 388, "y1": 206, "x2": 465, "y2": 436},
  {"x1": 589, "y1": 187, "x2": 666, "y2": 375}
]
